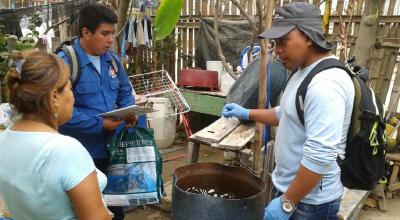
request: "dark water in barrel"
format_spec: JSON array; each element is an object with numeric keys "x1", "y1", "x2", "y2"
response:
[{"x1": 177, "y1": 174, "x2": 259, "y2": 199}]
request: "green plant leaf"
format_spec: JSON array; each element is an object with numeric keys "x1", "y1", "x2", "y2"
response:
[{"x1": 154, "y1": 0, "x2": 184, "y2": 41}]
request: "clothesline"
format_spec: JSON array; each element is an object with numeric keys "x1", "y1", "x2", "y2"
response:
[
  {"x1": 121, "y1": 14, "x2": 152, "y2": 57},
  {"x1": 115, "y1": 0, "x2": 153, "y2": 37}
]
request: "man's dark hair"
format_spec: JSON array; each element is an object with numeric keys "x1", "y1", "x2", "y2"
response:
[{"x1": 78, "y1": 3, "x2": 118, "y2": 37}]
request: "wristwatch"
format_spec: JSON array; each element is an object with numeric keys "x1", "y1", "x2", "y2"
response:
[{"x1": 280, "y1": 196, "x2": 296, "y2": 213}]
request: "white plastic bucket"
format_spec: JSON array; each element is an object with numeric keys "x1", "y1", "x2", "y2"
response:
[
  {"x1": 147, "y1": 97, "x2": 177, "y2": 148},
  {"x1": 206, "y1": 61, "x2": 223, "y2": 88}
]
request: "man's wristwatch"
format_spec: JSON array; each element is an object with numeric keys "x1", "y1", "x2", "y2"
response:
[{"x1": 280, "y1": 196, "x2": 296, "y2": 213}]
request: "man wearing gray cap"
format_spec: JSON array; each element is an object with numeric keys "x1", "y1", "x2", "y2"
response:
[{"x1": 222, "y1": 2, "x2": 354, "y2": 219}]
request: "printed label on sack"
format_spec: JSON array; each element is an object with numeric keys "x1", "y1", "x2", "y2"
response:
[
  {"x1": 104, "y1": 192, "x2": 160, "y2": 206},
  {"x1": 126, "y1": 146, "x2": 156, "y2": 163}
]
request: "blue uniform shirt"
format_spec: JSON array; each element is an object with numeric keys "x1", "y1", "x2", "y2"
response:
[{"x1": 58, "y1": 38, "x2": 146, "y2": 159}]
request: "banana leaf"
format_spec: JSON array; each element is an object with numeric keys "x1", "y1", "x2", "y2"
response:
[{"x1": 154, "y1": 0, "x2": 184, "y2": 41}]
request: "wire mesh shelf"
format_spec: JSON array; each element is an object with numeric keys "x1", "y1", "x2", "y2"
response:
[{"x1": 129, "y1": 70, "x2": 190, "y2": 120}]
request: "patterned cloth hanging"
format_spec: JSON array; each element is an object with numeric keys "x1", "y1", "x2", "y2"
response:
[{"x1": 132, "y1": 0, "x2": 157, "y2": 9}]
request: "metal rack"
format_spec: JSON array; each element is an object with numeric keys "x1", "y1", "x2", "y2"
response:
[{"x1": 129, "y1": 70, "x2": 190, "y2": 120}]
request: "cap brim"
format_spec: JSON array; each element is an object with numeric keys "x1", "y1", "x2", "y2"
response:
[
  {"x1": 258, "y1": 25, "x2": 295, "y2": 39},
  {"x1": 296, "y1": 26, "x2": 335, "y2": 51},
  {"x1": 319, "y1": 42, "x2": 335, "y2": 51}
]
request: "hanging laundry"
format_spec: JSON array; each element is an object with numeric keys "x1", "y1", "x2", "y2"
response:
[
  {"x1": 147, "y1": 17, "x2": 152, "y2": 40},
  {"x1": 127, "y1": 16, "x2": 137, "y2": 47},
  {"x1": 143, "y1": 17, "x2": 149, "y2": 47},
  {"x1": 136, "y1": 16, "x2": 145, "y2": 45},
  {"x1": 132, "y1": 0, "x2": 157, "y2": 8},
  {"x1": 123, "y1": 2, "x2": 154, "y2": 50},
  {"x1": 121, "y1": 26, "x2": 127, "y2": 57}
]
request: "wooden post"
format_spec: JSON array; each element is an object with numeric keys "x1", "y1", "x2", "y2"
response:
[
  {"x1": 189, "y1": 27, "x2": 194, "y2": 67},
  {"x1": 182, "y1": 28, "x2": 188, "y2": 68},
  {"x1": 170, "y1": 31, "x2": 176, "y2": 79},
  {"x1": 202, "y1": 0, "x2": 209, "y2": 16},
  {"x1": 116, "y1": 0, "x2": 130, "y2": 55},
  {"x1": 333, "y1": 0, "x2": 345, "y2": 61},
  {"x1": 213, "y1": 1, "x2": 237, "y2": 79},
  {"x1": 352, "y1": 0, "x2": 380, "y2": 68},
  {"x1": 177, "y1": 29, "x2": 182, "y2": 77},
  {"x1": 265, "y1": 139, "x2": 275, "y2": 202},
  {"x1": 374, "y1": 26, "x2": 397, "y2": 102},
  {"x1": 195, "y1": 0, "x2": 201, "y2": 15},
  {"x1": 210, "y1": 0, "x2": 215, "y2": 15},
  {"x1": 247, "y1": 0, "x2": 253, "y2": 15},
  {"x1": 183, "y1": 0, "x2": 188, "y2": 16},
  {"x1": 348, "y1": 0, "x2": 364, "y2": 56},
  {"x1": 57, "y1": 4, "x2": 67, "y2": 42},
  {"x1": 187, "y1": 141, "x2": 200, "y2": 164},
  {"x1": 373, "y1": 0, "x2": 398, "y2": 104},
  {"x1": 253, "y1": 0, "x2": 274, "y2": 177},
  {"x1": 369, "y1": 25, "x2": 389, "y2": 96},
  {"x1": 386, "y1": 24, "x2": 400, "y2": 118}
]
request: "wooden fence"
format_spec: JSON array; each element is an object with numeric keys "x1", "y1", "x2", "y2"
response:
[{"x1": 166, "y1": 0, "x2": 400, "y2": 113}]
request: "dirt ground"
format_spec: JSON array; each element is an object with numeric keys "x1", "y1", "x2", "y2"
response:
[
  {"x1": 358, "y1": 197, "x2": 400, "y2": 220},
  {"x1": 124, "y1": 144, "x2": 400, "y2": 220}
]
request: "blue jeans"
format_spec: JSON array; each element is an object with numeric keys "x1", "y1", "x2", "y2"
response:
[{"x1": 270, "y1": 187, "x2": 341, "y2": 220}]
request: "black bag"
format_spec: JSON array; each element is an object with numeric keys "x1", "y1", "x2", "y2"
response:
[
  {"x1": 225, "y1": 58, "x2": 287, "y2": 109},
  {"x1": 293, "y1": 58, "x2": 387, "y2": 190}
]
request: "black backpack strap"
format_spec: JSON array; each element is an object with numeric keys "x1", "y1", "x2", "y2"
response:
[{"x1": 296, "y1": 58, "x2": 353, "y2": 125}]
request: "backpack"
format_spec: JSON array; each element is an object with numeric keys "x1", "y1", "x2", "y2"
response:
[
  {"x1": 54, "y1": 36, "x2": 119, "y2": 87},
  {"x1": 292, "y1": 58, "x2": 387, "y2": 190}
]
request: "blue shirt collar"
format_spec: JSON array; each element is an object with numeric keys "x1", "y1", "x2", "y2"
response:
[{"x1": 73, "y1": 38, "x2": 113, "y2": 68}]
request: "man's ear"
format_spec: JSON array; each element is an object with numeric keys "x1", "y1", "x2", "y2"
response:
[
  {"x1": 81, "y1": 27, "x2": 92, "y2": 40},
  {"x1": 305, "y1": 37, "x2": 313, "y2": 47}
]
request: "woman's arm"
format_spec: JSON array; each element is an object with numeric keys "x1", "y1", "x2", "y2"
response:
[{"x1": 67, "y1": 172, "x2": 111, "y2": 220}]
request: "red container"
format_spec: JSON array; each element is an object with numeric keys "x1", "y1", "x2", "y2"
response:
[{"x1": 179, "y1": 69, "x2": 219, "y2": 90}]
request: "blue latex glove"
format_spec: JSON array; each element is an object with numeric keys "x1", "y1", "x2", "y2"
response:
[
  {"x1": 264, "y1": 196, "x2": 293, "y2": 220},
  {"x1": 221, "y1": 103, "x2": 250, "y2": 120}
]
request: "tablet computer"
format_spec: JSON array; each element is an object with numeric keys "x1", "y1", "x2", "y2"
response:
[{"x1": 99, "y1": 105, "x2": 157, "y2": 119}]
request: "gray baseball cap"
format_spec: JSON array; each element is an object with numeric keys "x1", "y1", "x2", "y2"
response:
[{"x1": 259, "y1": 2, "x2": 334, "y2": 51}]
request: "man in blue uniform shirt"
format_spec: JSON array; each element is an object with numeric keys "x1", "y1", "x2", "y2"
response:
[{"x1": 58, "y1": 3, "x2": 145, "y2": 220}]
